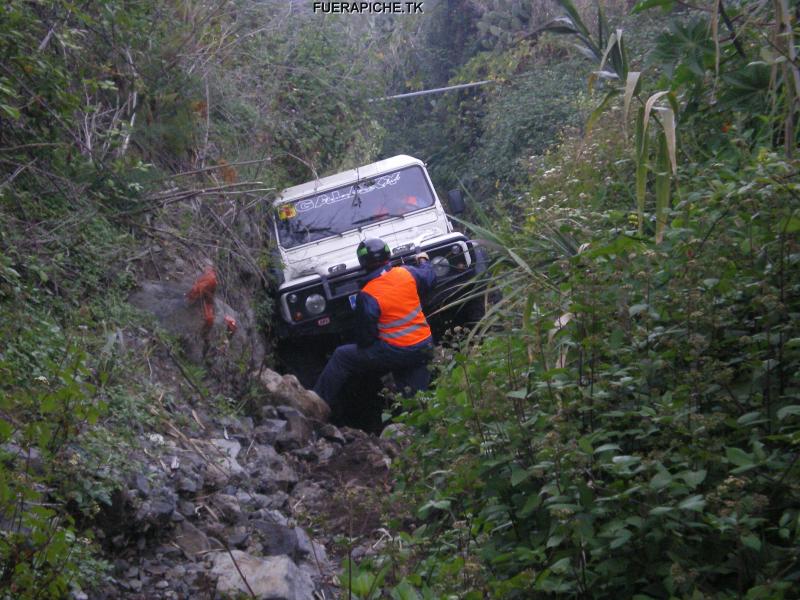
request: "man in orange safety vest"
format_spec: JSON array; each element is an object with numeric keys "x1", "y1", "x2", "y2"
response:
[{"x1": 313, "y1": 238, "x2": 437, "y2": 411}]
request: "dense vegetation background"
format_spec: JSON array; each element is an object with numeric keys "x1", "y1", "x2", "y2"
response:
[{"x1": 1, "y1": 0, "x2": 798, "y2": 598}]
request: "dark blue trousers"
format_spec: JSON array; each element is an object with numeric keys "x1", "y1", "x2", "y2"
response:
[{"x1": 313, "y1": 340, "x2": 432, "y2": 409}]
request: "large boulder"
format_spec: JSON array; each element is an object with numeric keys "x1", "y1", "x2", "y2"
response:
[
  {"x1": 210, "y1": 551, "x2": 314, "y2": 600},
  {"x1": 129, "y1": 281, "x2": 242, "y2": 364},
  {"x1": 128, "y1": 277, "x2": 265, "y2": 399},
  {"x1": 257, "y1": 368, "x2": 330, "y2": 422}
]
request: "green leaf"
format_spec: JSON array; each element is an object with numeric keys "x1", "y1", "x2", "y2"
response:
[
  {"x1": 610, "y1": 528, "x2": 632, "y2": 549},
  {"x1": 518, "y1": 494, "x2": 541, "y2": 517},
  {"x1": 680, "y1": 469, "x2": 707, "y2": 489},
  {"x1": 778, "y1": 215, "x2": 800, "y2": 233},
  {"x1": 594, "y1": 443, "x2": 621, "y2": 454},
  {"x1": 777, "y1": 405, "x2": 800, "y2": 420},
  {"x1": 0, "y1": 419, "x2": 12, "y2": 441},
  {"x1": 418, "y1": 499, "x2": 451, "y2": 517},
  {"x1": 742, "y1": 534, "x2": 761, "y2": 551},
  {"x1": 391, "y1": 581, "x2": 422, "y2": 600},
  {"x1": 632, "y1": 0, "x2": 675, "y2": 13},
  {"x1": 0, "y1": 104, "x2": 21, "y2": 119},
  {"x1": 737, "y1": 411, "x2": 767, "y2": 426},
  {"x1": 350, "y1": 572, "x2": 374, "y2": 596},
  {"x1": 649, "y1": 505, "x2": 673, "y2": 516},
  {"x1": 726, "y1": 446, "x2": 753, "y2": 467},
  {"x1": 511, "y1": 465, "x2": 532, "y2": 486},
  {"x1": 550, "y1": 557, "x2": 572, "y2": 574},
  {"x1": 586, "y1": 89, "x2": 619, "y2": 134},
  {"x1": 623, "y1": 71, "x2": 641, "y2": 131},
  {"x1": 654, "y1": 130, "x2": 671, "y2": 244},
  {"x1": 634, "y1": 106, "x2": 649, "y2": 234},
  {"x1": 649, "y1": 470, "x2": 672, "y2": 490},
  {"x1": 677, "y1": 494, "x2": 706, "y2": 511}
]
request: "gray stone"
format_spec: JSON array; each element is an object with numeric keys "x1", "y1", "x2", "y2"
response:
[
  {"x1": 290, "y1": 446, "x2": 318, "y2": 461},
  {"x1": 134, "y1": 473, "x2": 150, "y2": 497},
  {"x1": 178, "y1": 500, "x2": 196, "y2": 517},
  {"x1": 211, "y1": 493, "x2": 243, "y2": 523},
  {"x1": 276, "y1": 411, "x2": 314, "y2": 451},
  {"x1": 144, "y1": 563, "x2": 168, "y2": 575},
  {"x1": 227, "y1": 526, "x2": 249, "y2": 548},
  {"x1": 220, "y1": 415, "x2": 253, "y2": 436},
  {"x1": 252, "y1": 520, "x2": 299, "y2": 558},
  {"x1": 178, "y1": 476, "x2": 198, "y2": 494},
  {"x1": 319, "y1": 424, "x2": 346, "y2": 445},
  {"x1": 135, "y1": 487, "x2": 176, "y2": 527},
  {"x1": 261, "y1": 509, "x2": 290, "y2": 527},
  {"x1": 294, "y1": 527, "x2": 313, "y2": 559},
  {"x1": 253, "y1": 419, "x2": 288, "y2": 445},
  {"x1": 290, "y1": 481, "x2": 327, "y2": 507},
  {"x1": 211, "y1": 551, "x2": 314, "y2": 600},
  {"x1": 174, "y1": 520, "x2": 211, "y2": 559},
  {"x1": 128, "y1": 281, "x2": 243, "y2": 365},
  {"x1": 0, "y1": 443, "x2": 43, "y2": 473},
  {"x1": 316, "y1": 440, "x2": 336, "y2": 462},
  {"x1": 201, "y1": 438, "x2": 244, "y2": 488},
  {"x1": 261, "y1": 405, "x2": 280, "y2": 419},
  {"x1": 263, "y1": 491, "x2": 288, "y2": 510},
  {"x1": 247, "y1": 445, "x2": 298, "y2": 493},
  {"x1": 236, "y1": 489, "x2": 260, "y2": 507}
]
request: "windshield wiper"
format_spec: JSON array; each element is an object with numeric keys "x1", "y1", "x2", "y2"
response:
[{"x1": 352, "y1": 212, "x2": 405, "y2": 227}]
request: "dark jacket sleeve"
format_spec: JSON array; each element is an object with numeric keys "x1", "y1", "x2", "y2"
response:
[
  {"x1": 403, "y1": 262, "x2": 437, "y2": 296},
  {"x1": 354, "y1": 291, "x2": 381, "y2": 348}
]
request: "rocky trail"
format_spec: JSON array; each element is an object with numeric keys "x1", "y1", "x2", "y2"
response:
[
  {"x1": 89, "y1": 366, "x2": 406, "y2": 600},
  {"x1": 82, "y1": 277, "x2": 410, "y2": 600}
]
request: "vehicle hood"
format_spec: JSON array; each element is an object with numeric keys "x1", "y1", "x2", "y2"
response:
[{"x1": 279, "y1": 209, "x2": 447, "y2": 283}]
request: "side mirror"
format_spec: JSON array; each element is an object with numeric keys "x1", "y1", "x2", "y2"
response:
[{"x1": 447, "y1": 189, "x2": 465, "y2": 215}]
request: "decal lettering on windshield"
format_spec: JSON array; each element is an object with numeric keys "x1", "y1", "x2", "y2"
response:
[{"x1": 295, "y1": 172, "x2": 401, "y2": 213}]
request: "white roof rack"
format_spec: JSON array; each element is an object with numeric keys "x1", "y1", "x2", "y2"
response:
[{"x1": 275, "y1": 154, "x2": 424, "y2": 205}]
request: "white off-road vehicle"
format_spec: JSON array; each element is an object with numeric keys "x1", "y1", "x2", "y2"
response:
[{"x1": 271, "y1": 154, "x2": 491, "y2": 385}]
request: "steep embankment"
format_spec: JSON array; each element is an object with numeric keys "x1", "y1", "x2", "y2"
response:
[{"x1": 0, "y1": 2, "x2": 401, "y2": 596}]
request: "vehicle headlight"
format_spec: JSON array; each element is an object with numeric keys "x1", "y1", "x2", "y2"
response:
[
  {"x1": 431, "y1": 255, "x2": 451, "y2": 277},
  {"x1": 305, "y1": 293, "x2": 326, "y2": 315}
]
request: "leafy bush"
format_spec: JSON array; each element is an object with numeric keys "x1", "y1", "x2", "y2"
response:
[{"x1": 355, "y1": 2, "x2": 800, "y2": 597}]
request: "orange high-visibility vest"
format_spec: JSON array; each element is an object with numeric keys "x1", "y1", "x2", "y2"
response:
[{"x1": 363, "y1": 266, "x2": 432, "y2": 347}]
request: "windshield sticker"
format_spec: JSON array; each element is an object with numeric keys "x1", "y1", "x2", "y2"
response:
[
  {"x1": 295, "y1": 172, "x2": 401, "y2": 213},
  {"x1": 278, "y1": 204, "x2": 297, "y2": 220}
]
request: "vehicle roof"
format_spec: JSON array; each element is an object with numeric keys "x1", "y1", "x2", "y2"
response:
[{"x1": 275, "y1": 154, "x2": 425, "y2": 205}]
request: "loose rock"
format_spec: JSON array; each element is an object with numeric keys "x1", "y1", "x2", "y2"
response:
[
  {"x1": 257, "y1": 368, "x2": 331, "y2": 422},
  {"x1": 210, "y1": 551, "x2": 315, "y2": 600}
]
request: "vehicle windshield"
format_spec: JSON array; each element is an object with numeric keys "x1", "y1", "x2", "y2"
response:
[{"x1": 275, "y1": 165, "x2": 435, "y2": 249}]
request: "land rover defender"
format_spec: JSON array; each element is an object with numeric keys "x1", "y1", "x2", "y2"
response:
[{"x1": 271, "y1": 154, "x2": 490, "y2": 384}]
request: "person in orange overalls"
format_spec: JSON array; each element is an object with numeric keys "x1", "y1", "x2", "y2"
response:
[{"x1": 313, "y1": 238, "x2": 436, "y2": 411}]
